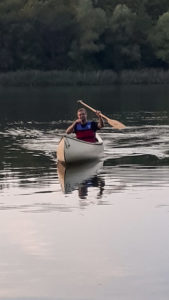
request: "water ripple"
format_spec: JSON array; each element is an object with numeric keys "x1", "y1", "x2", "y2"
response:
[{"x1": 0, "y1": 120, "x2": 169, "y2": 205}]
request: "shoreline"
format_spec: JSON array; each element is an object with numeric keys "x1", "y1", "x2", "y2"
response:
[{"x1": 0, "y1": 69, "x2": 169, "y2": 87}]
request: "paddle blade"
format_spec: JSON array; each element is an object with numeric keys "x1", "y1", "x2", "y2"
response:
[{"x1": 107, "y1": 118, "x2": 126, "y2": 129}]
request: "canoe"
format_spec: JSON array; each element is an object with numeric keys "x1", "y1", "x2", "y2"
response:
[
  {"x1": 57, "y1": 160, "x2": 103, "y2": 194},
  {"x1": 57, "y1": 133, "x2": 104, "y2": 164}
]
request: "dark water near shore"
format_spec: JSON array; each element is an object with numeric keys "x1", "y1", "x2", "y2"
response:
[{"x1": 0, "y1": 85, "x2": 169, "y2": 300}]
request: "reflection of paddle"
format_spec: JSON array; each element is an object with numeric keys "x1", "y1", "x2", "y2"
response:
[{"x1": 77, "y1": 100, "x2": 126, "y2": 130}]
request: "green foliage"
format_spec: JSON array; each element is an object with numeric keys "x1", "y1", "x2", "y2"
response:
[
  {"x1": 0, "y1": 69, "x2": 169, "y2": 86},
  {"x1": 149, "y1": 12, "x2": 169, "y2": 65},
  {"x1": 110, "y1": 4, "x2": 136, "y2": 38},
  {"x1": 104, "y1": 4, "x2": 141, "y2": 70},
  {"x1": 69, "y1": 0, "x2": 107, "y2": 69},
  {"x1": 145, "y1": 0, "x2": 169, "y2": 21},
  {"x1": 0, "y1": 0, "x2": 168, "y2": 73},
  {"x1": 93, "y1": 0, "x2": 119, "y2": 14}
]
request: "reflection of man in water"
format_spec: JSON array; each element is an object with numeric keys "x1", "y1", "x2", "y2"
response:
[
  {"x1": 78, "y1": 176, "x2": 105, "y2": 201},
  {"x1": 66, "y1": 108, "x2": 104, "y2": 143}
]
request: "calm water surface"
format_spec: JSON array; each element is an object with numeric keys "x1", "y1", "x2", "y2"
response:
[{"x1": 0, "y1": 85, "x2": 169, "y2": 300}]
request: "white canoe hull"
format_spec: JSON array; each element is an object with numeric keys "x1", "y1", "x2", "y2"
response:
[{"x1": 57, "y1": 133, "x2": 104, "y2": 164}]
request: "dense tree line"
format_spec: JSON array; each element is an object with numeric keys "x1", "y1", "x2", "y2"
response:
[{"x1": 0, "y1": 0, "x2": 169, "y2": 72}]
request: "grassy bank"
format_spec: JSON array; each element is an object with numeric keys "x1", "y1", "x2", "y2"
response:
[{"x1": 0, "y1": 69, "x2": 169, "y2": 86}]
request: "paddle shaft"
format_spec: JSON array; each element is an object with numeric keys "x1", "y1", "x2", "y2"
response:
[
  {"x1": 78, "y1": 100, "x2": 126, "y2": 129},
  {"x1": 78, "y1": 100, "x2": 109, "y2": 121}
]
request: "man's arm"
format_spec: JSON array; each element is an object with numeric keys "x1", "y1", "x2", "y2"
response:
[
  {"x1": 96, "y1": 111, "x2": 104, "y2": 129},
  {"x1": 66, "y1": 120, "x2": 79, "y2": 134}
]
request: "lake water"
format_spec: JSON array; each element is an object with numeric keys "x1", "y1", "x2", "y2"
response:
[{"x1": 0, "y1": 85, "x2": 169, "y2": 300}]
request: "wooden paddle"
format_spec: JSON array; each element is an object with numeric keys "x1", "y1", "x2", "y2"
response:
[{"x1": 77, "y1": 100, "x2": 126, "y2": 130}]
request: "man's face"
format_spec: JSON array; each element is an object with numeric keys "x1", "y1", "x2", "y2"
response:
[{"x1": 77, "y1": 110, "x2": 87, "y2": 122}]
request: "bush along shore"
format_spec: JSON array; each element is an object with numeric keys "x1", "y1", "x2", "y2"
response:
[{"x1": 1, "y1": 69, "x2": 169, "y2": 87}]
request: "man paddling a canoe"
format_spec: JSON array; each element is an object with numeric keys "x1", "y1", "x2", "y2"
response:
[{"x1": 66, "y1": 108, "x2": 104, "y2": 143}]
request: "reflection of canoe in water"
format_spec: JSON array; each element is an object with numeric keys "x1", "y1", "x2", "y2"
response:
[
  {"x1": 57, "y1": 133, "x2": 104, "y2": 164},
  {"x1": 57, "y1": 160, "x2": 103, "y2": 194}
]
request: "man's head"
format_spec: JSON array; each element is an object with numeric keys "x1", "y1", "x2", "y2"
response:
[{"x1": 77, "y1": 108, "x2": 87, "y2": 123}]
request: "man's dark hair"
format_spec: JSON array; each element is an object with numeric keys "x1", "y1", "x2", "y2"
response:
[{"x1": 77, "y1": 108, "x2": 87, "y2": 114}]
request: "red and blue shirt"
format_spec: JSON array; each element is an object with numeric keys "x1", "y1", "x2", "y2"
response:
[{"x1": 74, "y1": 121, "x2": 99, "y2": 143}]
